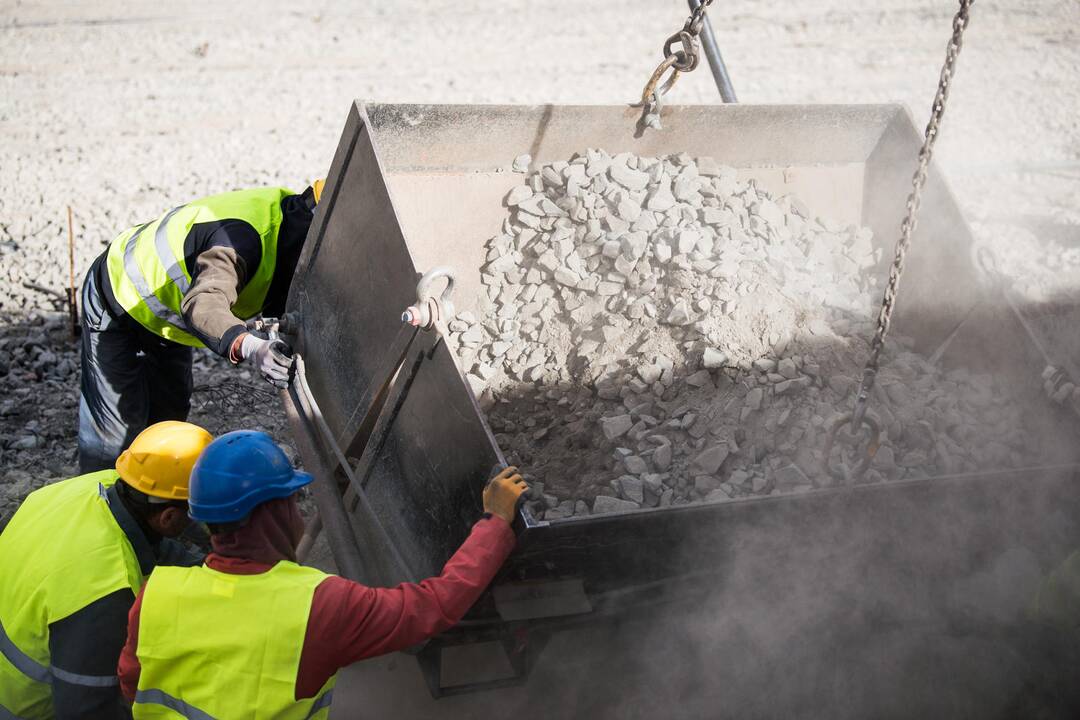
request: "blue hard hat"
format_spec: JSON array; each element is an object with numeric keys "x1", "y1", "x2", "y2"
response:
[{"x1": 188, "y1": 430, "x2": 312, "y2": 523}]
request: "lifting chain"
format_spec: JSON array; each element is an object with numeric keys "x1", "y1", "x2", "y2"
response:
[
  {"x1": 822, "y1": 0, "x2": 974, "y2": 485},
  {"x1": 639, "y1": 0, "x2": 716, "y2": 130}
]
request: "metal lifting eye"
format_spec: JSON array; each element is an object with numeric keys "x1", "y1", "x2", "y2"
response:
[
  {"x1": 402, "y1": 266, "x2": 457, "y2": 330},
  {"x1": 821, "y1": 413, "x2": 882, "y2": 486}
]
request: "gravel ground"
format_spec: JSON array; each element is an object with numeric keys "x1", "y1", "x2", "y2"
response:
[{"x1": 1, "y1": 1, "x2": 1077, "y2": 510}]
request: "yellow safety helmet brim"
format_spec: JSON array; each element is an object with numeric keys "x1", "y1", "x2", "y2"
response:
[
  {"x1": 312, "y1": 179, "x2": 326, "y2": 204},
  {"x1": 115, "y1": 421, "x2": 213, "y2": 501}
]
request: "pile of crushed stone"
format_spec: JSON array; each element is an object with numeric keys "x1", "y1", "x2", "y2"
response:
[{"x1": 446, "y1": 150, "x2": 1039, "y2": 520}]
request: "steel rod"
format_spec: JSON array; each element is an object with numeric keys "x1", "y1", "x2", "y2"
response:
[
  {"x1": 282, "y1": 384, "x2": 367, "y2": 580},
  {"x1": 66, "y1": 205, "x2": 79, "y2": 339},
  {"x1": 688, "y1": 0, "x2": 737, "y2": 103},
  {"x1": 292, "y1": 355, "x2": 416, "y2": 581}
]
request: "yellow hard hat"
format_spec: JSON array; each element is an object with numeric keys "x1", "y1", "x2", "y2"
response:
[
  {"x1": 312, "y1": 179, "x2": 326, "y2": 204},
  {"x1": 115, "y1": 421, "x2": 213, "y2": 501}
]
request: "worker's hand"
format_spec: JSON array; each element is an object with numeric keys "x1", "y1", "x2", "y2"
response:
[
  {"x1": 483, "y1": 466, "x2": 528, "y2": 524},
  {"x1": 240, "y1": 332, "x2": 294, "y2": 389}
]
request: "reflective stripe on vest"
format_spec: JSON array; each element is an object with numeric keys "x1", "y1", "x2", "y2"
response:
[
  {"x1": 133, "y1": 687, "x2": 334, "y2": 720},
  {"x1": 0, "y1": 618, "x2": 48, "y2": 684},
  {"x1": 134, "y1": 561, "x2": 335, "y2": 719},
  {"x1": 155, "y1": 205, "x2": 192, "y2": 295},
  {"x1": 122, "y1": 220, "x2": 188, "y2": 332},
  {"x1": 133, "y1": 689, "x2": 214, "y2": 720},
  {"x1": 0, "y1": 619, "x2": 120, "y2": 687},
  {"x1": 0, "y1": 702, "x2": 29, "y2": 720},
  {"x1": 105, "y1": 187, "x2": 292, "y2": 347},
  {"x1": 0, "y1": 472, "x2": 143, "y2": 719}
]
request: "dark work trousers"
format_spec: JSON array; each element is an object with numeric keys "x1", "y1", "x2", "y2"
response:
[{"x1": 78, "y1": 269, "x2": 194, "y2": 472}]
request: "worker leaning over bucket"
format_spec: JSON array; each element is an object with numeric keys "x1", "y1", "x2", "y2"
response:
[
  {"x1": 78, "y1": 181, "x2": 326, "y2": 474},
  {"x1": 0, "y1": 421, "x2": 212, "y2": 720},
  {"x1": 118, "y1": 430, "x2": 526, "y2": 717}
]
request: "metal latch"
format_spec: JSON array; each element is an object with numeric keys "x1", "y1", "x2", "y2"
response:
[{"x1": 401, "y1": 266, "x2": 456, "y2": 330}]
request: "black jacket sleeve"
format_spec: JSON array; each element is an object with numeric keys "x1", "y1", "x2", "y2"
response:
[
  {"x1": 156, "y1": 538, "x2": 206, "y2": 567},
  {"x1": 49, "y1": 588, "x2": 136, "y2": 719}
]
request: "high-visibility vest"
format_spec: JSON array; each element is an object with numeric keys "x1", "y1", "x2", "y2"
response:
[
  {"x1": 134, "y1": 561, "x2": 336, "y2": 719},
  {"x1": 105, "y1": 187, "x2": 294, "y2": 347},
  {"x1": 0, "y1": 471, "x2": 144, "y2": 719},
  {"x1": 1029, "y1": 549, "x2": 1080, "y2": 631}
]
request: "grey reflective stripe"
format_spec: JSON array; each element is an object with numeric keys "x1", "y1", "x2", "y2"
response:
[
  {"x1": 304, "y1": 689, "x2": 334, "y2": 718},
  {"x1": 51, "y1": 664, "x2": 119, "y2": 687},
  {"x1": 155, "y1": 205, "x2": 191, "y2": 295},
  {"x1": 2, "y1": 615, "x2": 121, "y2": 690},
  {"x1": 134, "y1": 689, "x2": 216, "y2": 720},
  {"x1": 122, "y1": 221, "x2": 189, "y2": 331},
  {"x1": 132, "y1": 686, "x2": 331, "y2": 718},
  {"x1": 0, "y1": 701, "x2": 30, "y2": 720},
  {"x1": 0, "y1": 617, "x2": 50, "y2": 684}
]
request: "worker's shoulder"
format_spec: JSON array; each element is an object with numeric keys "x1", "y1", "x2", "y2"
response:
[
  {"x1": 273, "y1": 560, "x2": 334, "y2": 585},
  {"x1": 3, "y1": 476, "x2": 140, "y2": 622},
  {"x1": 187, "y1": 186, "x2": 296, "y2": 220},
  {"x1": 11, "y1": 470, "x2": 118, "y2": 522}
]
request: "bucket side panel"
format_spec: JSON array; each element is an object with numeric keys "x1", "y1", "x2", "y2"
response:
[
  {"x1": 289, "y1": 104, "x2": 504, "y2": 584},
  {"x1": 353, "y1": 340, "x2": 504, "y2": 583},
  {"x1": 292, "y1": 106, "x2": 421, "y2": 435}
]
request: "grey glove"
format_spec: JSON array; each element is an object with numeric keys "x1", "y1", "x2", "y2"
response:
[{"x1": 241, "y1": 332, "x2": 294, "y2": 388}]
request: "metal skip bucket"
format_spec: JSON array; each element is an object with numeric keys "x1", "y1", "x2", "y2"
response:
[{"x1": 283, "y1": 102, "x2": 1080, "y2": 717}]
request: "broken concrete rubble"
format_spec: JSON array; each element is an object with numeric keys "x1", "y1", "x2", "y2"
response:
[{"x1": 453, "y1": 149, "x2": 1039, "y2": 520}]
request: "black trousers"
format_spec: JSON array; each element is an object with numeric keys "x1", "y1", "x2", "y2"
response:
[{"x1": 78, "y1": 269, "x2": 193, "y2": 472}]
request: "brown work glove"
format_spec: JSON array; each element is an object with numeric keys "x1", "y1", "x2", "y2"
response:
[{"x1": 483, "y1": 466, "x2": 528, "y2": 524}]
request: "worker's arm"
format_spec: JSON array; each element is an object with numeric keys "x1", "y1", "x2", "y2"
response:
[
  {"x1": 117, "y1": 585, "x2": 146, "y2": 704},
  {"x1": 295, "y1": 514, "x2": 516, "y2": 698},
  {"x1": 49, "y1": 588, "x2": 136, "y2": 719},
  {"x1": 179, "y1": 220, "x2": 261, "y2": 357},
  {"x1": 293, "y1": 468, "x2": 527, "y2": 699}
]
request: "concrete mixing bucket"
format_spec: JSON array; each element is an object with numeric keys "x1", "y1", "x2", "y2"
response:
[{"x1": 283, "y1": 102, "x2": 1080, "y2": 713}]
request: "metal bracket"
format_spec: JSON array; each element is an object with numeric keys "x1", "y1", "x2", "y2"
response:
[
  {"x1": 293, "y1": 266, "x2": 458, "y2": 571},
  {"x1": 416, "y1": 627, "x2": 550, "y2": 698},
  {"x1": 290, "y1": 354, "x2": 416, "y2": 581}
]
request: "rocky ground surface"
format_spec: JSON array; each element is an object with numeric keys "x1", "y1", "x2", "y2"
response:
[
  {"x1": 454, "y1": 151, "x2": 1048, "y2": 519},
  {"x1": 0, "y1": 310, "x2": 295, "y2": 522},
  {"x1": 1, "y1": 1, "x2": 1078, "y2": 518}
]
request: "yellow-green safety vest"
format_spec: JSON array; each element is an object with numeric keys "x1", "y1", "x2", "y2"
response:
[
  {"x1": 134, "y1": 561, "x2": 336, "y2": 719},
  {"x1": 105, "y1": 187, "x2": 294, "y2": 347},
  {"x1": 0, "y1": 471, "x2": 144, "y2": 720},
  {"x1": 1029, "y1": 549, "x2": 1080, "y2": 631}
]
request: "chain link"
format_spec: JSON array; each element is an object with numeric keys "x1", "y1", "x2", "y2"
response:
[
  {"x1": 640, "y1": 0, "x2": 716, "y2": 108},
  {"x1": 851, "y1": 0, "x2": 974, "y2": 429}
]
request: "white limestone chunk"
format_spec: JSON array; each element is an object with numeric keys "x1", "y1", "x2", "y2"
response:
[
  {"x1": 691, "y1": 444, "x2": 729, "y2": 475},
  {"x1": 506, "y1": 185, "x2": 533, "y2": 206}
]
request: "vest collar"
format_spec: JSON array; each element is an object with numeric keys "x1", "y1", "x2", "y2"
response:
[{"x1": 104, "y1": 482, "x2": 158, "y2": 577}]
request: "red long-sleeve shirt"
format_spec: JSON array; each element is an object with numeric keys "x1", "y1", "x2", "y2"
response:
[{"x1": 118, "y1": 515, "x2": 515, "y2": 701}]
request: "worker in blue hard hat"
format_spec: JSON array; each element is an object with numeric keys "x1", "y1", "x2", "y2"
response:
[{"x1": 118, "y1": 430, "x2": 526, "y2": 716}]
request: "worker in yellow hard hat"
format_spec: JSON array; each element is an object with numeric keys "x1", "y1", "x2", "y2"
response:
[
  {"x1": 0, "y1": 421, "x2": 213, "y2": 719},
  {"x1": 78, "y1": 179, "x2": 327, "y2": 473}
]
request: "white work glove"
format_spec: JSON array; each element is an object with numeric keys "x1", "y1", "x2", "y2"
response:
[{"x1": 241, "y1": 333, "x2": 294, "y2": 389}]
